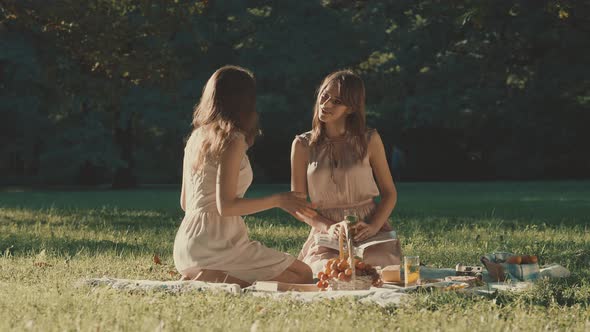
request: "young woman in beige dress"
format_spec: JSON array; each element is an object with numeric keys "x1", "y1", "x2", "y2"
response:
[
  {"x1": 291, "y1": 70, "x2": 402, "y2": 275},
  {"x1": 174, "y1": 65, "x2": 314, "y2": 286}
]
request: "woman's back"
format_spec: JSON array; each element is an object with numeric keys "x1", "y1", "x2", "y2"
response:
[
  {"x1": 175, "y1": 130, "x2": 299, "y2": 283},
  {"x1": 174, "y1": 65, "x2": 312, "y2": 285},
  {"x1": 182, "y1": 130, "x2": 252, "y2": 213}
]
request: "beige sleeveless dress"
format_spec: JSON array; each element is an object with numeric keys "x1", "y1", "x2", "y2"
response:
[
  {"x1": 173, "y1": 130, "x2": 295, "y2": 283},
  {"x1": 296, "y1": 129, "x2": 402, "y2": 275}
]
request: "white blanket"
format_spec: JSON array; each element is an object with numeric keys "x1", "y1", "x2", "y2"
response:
[
  {"x1": 249, "y1": 288, "x2": 407, "y2": 307},
  {"x1": 78, "y1": 264, "x2": 568, "y2": 307},
  {"x1": 78, "y1": 277, "x2": 242, "y2": 294}
]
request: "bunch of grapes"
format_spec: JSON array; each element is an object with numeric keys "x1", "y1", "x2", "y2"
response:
[{"x1": 316, "y1": 257, "x2": 382, "y2": 290}]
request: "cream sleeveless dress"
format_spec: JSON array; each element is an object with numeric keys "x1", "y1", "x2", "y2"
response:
[
  {"x1": 173, "y1": 130, "x2": 295, "y2": 283},
  {"x1": 296, "y1": 129, "x2": 402, "y2": 275}
]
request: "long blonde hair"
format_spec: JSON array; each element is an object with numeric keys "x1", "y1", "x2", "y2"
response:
[
  {"x1": 309, "y1": 70, "x2": 368, "y2": 159},
  {"x1": 191, "y1": 65, "x2": 258, "y2": 171}
]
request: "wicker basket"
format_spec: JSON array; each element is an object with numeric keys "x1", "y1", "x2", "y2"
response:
[
  {"x1": 326, "y1": 219, "x2": 374, "y2": 291},
  {"x1": 327, "y1": 275, "x2": 373, "y2": 291}
]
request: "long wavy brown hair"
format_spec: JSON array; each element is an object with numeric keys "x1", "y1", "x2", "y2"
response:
[
  {"x1": 309, "y1": 70, "x2": 368, "y2": 159},
  {"x1": 191, "y1": 65, "x2": 258, "y2": 172}
]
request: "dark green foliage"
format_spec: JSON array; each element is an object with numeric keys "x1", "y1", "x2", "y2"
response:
[{"x1": 1, "y1": 1, "x2": 589, "y2": 185}]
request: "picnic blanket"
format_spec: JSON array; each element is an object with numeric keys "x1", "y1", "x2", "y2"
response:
[
  {"x1": 79, "y1": 277, "x2": 408, "y2": 306},
  {"x1": 78, "y1": 265, "x2": 569, "y2": 307},
  {"x1": 248, "y1": 287, "x2": 407, "y2": 306},
  {"x1": 78, "y1": 277, "x2": 242, "y2": 294}
]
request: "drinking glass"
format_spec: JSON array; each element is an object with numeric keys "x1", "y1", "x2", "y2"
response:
[{"x1": 404, "y1": 256, "x2": 420, "y2": 286}]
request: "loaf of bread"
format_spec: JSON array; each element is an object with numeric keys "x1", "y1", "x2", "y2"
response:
[{"x1": 380, "y1": 265, "x2": 401, "y2": 282}]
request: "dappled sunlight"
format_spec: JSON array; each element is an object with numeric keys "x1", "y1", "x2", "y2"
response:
[
  {"x1": 1, "y1": 184, "x2": 590, "y2": 330},
  {"x1": 1, "y1": 206, "x2": 177, "y2": 258},
  {"x1": 2, "y1": 0, "x2": 589, "y2": 328}
]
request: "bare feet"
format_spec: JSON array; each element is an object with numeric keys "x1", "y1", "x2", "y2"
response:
[
  {"x1": 191, "y1": 269, "x2": 251, "y2": 288},
  {"x1": 269, "y1": 260, "x2": 313, "y2": 284}
]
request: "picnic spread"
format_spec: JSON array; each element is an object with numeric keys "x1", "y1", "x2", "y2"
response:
[
  {"x1": 79, "y1": 217, "x2": 571, "y2": 307},
  {"x1": 79, "y1": 263, "x2": 569, "y2": 307}
]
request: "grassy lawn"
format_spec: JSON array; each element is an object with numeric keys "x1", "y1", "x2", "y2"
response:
[{"x1": 1, "y1": 181, "x2": 590, "y2": 331}]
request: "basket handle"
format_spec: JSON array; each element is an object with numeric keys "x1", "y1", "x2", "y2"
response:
[{"x1": 338, "y1": 227, "x2": 345, "y2": 261}]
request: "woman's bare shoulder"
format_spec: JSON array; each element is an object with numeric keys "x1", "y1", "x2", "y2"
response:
[{"x1": 294, "y1": 131, "x2": 313, "y2": 148}]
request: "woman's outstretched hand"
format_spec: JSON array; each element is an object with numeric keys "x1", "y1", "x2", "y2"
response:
[
  {"x1": 352, "y1": 221, "x2": 379, "y2": 242},
  {"x1": 274, "y1": 192, "x2": 317, "y2": 219}
]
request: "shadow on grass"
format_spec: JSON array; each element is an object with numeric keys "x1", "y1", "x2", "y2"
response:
[
  {"x1": 1, "y1": 207, "x2": 182, "y2": 232},
  {"x1": 1, "y1": 233, "x2": 153, "y2": 257},
  {"x1": 246, "y1": 210, "x2": 305, "y2": 227},
  {"x1": 248, "y1": 234, "x2": 306, "y2": 254}
]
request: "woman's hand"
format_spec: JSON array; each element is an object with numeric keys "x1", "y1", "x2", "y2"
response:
[
  {"x1": 297, "y1": 213, "x2": 336, "y2": 232},
  {"x1": 274, "y1": 192, "x2": 317, "y2": 219},
  {"x1": 352, "y1": 221, "x2": 380, "y2": 242}
]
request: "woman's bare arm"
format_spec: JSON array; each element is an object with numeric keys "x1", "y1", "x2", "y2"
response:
[
  {"x1": 291, "y1": 137, "x2": 336, "y2": 231},
  {"x1": 354, "y1": 131, "x2": 397, "y2": 241},
  {"x1": 367, "y1": 131, "x2": 397, "y2": 229},
  {"x1": 180, "y1": 148, "x2": 187, "y2": 211},
  {"x1": 180, "y1": 172, "x2": 186, "y2": 211},
  {"x1": 217, "y1": 135, "x2": 314, "y2": 217}
]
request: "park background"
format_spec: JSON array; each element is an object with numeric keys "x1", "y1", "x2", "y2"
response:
[
  {"x1": 2, "y1": 1, "x2": 589, "y2": 187},
  {"x1": 2, "y1": 1, "x2": 590, "y2": 331}
]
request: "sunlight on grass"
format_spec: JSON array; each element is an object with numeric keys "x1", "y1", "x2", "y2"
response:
[{"x1": 1, "y1": 182, "x2": 590, "y2": 331}]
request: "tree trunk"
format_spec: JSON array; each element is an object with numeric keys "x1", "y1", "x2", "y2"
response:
[{"x1": 112, "y1": 112, "x2": 137, "y2": 189}]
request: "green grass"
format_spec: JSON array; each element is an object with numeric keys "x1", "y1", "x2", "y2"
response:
[{"x1": 1, "y1": 181, "x2": 590, "y2": 331}]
